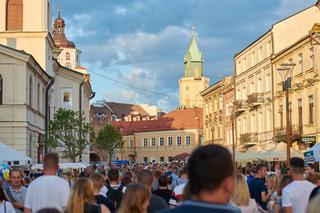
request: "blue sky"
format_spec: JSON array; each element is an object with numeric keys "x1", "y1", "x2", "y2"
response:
[{"x1": 55, "y1": 0, "x2": 313, "y2": 112}]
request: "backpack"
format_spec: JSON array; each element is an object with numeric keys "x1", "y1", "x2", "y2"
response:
[{"x1": 106, "y1": 184, "x2": 123, "y2": 209}]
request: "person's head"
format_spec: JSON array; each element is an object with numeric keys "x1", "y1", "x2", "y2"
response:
[
  {"x1": 307, "y1": 193, "x2": 320, "y2": 213},
  {"x1": 306, "y1": 173, "x2": 320, "y2": 186},
  {"x1": 231, "y1": 174, "x2": 250, "y2": 206},
  {"x1": 23, "y1": 176, "x2": 32, "y2": 186},
  {"x1": 305, "y1": 163, "x2": 315, "y2": 176},
  {"x1": 117, "y1": 183, "x2": 151, "y2": 213},
  {"x1": 43, "y1": 152, "x2": 59, "y2": 173},
  {"x1": 65, "y1": 178, "x2": 95, "y2": 213},
  {"x1": 179, "y1": 166, "x2": 188, "y2": 179},
  {"x1": 289, "y1": 157, "x2": 305, "y2": 176},
  {"x1": 9, "y1": 169, "x2": 23, "y2": 187},
  {"x1": 188, "y1": 144, "x2": 234, "y2": 203},
  {"x1": 255, "y1": 163, "x2": 267, "y2": 178},
  {"x1": 250, "y1": 166, "x2": 256, "y2": 176},
  {"x1": 158, "y1": 175, "x2": 168, "y2": 188},
  {"x1": 89, "y1": 173, "x2": 105, "y2": 191},
  {"x1": 266, "y1": 173, "x2": 278, "y2": 191},
  {"x1": 153, "y1": 170, "x2": 162, "y2": 180},
  {"x1": 277, "y1": 175, "x2": 293, "y2": 196},
  {"x1": 108, "y1": 168, "x2": 120, "y2": 183},
  {"x1": 121, "y1": 175, "x2": 132, "y2": 187},
  {"x1": 137, "y1": 170, "x2": 153, "y2": 189},
  {"x1": 0, "y1": 181, "x2": 7, "y2": 201},
  {"x1": 36, "y1": 208, "x2": 61, "y2": 213},
  {"x1": 84, "y1": 166, "x2": 95, "y2": 177},
  {"x1": 274, "y1": 162, "x2": 280, "y2": 169}
]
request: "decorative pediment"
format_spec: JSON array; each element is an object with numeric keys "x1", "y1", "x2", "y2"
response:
[{"x1": 311, "y1": 23, "x2": 320, "y2": 34}]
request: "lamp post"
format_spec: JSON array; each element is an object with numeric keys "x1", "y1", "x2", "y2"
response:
[
  {"x1": 277, "y1": 63, "x2": 295, "y2": 166},
  {"x1": 230, "y1": 106, "x2": 237, "y2": 166}
]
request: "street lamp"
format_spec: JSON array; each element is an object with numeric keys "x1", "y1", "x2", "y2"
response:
[
  {"x1": 230, "y1": 106, "x2": 237, "y2": 165},
  {"x1": 277, "y1": 63, "x2": 296, "y2": 166}
]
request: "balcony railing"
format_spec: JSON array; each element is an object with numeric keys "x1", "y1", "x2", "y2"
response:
[
  {"x1": 239, "y1": 132, "x2": 258, "y2": 145},
  {"x1": 247, "y1": 93, "x2": 264, "y2": 106},
  {"x1": 273, "y1": 124, "x2": 302, "y2": 142},
  {"x1": 234, "y1": 100, "x2": 248, "y2": 112}
]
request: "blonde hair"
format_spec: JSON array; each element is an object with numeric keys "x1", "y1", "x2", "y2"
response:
[
  {"x1": 266, "y1": 174, "x2": 278, "y2": 191},
  {"x1": 117, "y1": 183, "x2": 151, "y2": 213},
  {"x1": 307, "y1": 194, "x2": 320, "y2": 213},
  {"x1": 231, "y1": 174, "x2": 250, "y2": 206},
  {"x1": 65, "y1": 178, "x2": 95, "y2": 213}
]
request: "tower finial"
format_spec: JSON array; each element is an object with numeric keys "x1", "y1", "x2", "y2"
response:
[
  {"x1": 192, "y1": 26, "x2": 196, "y2": 36},
  {"x1": 58, "y1": 0, "x2": 61, "y2": 16}
]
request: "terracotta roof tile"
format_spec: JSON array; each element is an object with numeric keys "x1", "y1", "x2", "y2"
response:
[{"x1": 112, "y1": 108, "x2": 202, "y2": 135}]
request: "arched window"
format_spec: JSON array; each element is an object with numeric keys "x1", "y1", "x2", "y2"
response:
[
  {"x1": 6, "y1": 0, "x2": 23, "y2": 31},
  {"x1": 65, "y1": 62, "x2": 72, "y2": 68},
  {"x1": 66, "y1": 52, "x2": 70, "y2": 60},
  {"x1": 0, "y1": 75, "x2": 3, "y2": 105},
  {"x1": 37, "y1": 83, "x2": 40, "y2": 111},
  {"x1": 29, "y1": 76, "x2": 32, "y2": 106}
]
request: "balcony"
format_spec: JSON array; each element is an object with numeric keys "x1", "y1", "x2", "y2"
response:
[
  {"x1": 273, "y1": 124, "x2": 302, "y2": 143},
  {"x1": 239, "y1": 132, "x2": 258, "y2": 145},
  {"x1": 247, "y1": 93, "x2": 264, "y2": 107},
  {"x1": 234, "y1": 100, "x2": 248, "y2": 113}
]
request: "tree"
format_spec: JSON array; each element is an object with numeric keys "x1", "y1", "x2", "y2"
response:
[
  {"x1": 95, "y1": 124, "x2": 123, "y2": 163},
  {"x1": 48, "y1": 108, "x2": 94, "y2": 162}
]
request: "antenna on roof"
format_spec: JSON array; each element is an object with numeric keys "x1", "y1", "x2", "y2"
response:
[{"x1": 58, "y1": 0, "x2": 61, "y2": 16}]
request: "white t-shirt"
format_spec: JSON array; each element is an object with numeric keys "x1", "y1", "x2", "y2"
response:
[
  {"x1": 282, "y1": 180, "x2": 316, "y2": 213},
  {"x1": 0, "y1": 201, "x2": 15, "y2": 213},
  {"x1": 233, "y1": 199, "x2": 258, "y2": 213},
  {"x1": 24, "y1": 175, "x2": 70, "y2": 212}
]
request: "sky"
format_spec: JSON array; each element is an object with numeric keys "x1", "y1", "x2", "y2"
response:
[{"x1": 55, "y1": 0, "x2": 314, "y2": 112}]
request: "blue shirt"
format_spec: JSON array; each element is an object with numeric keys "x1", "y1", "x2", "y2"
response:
[
  {"x1": 249, "y1": 178, "x2": 267, "y2": 210},
  {"x1": 158, "y1": 200, "x2": 241, "y2": 213}
]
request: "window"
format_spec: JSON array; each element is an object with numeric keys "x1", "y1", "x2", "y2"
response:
[
  {"x1": 177, "y1": 136, "x2": 182, "y2": 146},
  {"x1": 66, "y1": 52, "x2": 70, "y2": 60},
  {"x1": 6, "y1": 0, "x2": 23, "y2": 31},
  {"x1": 168, "y1": 137, "x2": 173, "y2": 146},
  {"x1": 29, "y1": 76, "x2": 32, "y2": 106},
  {"x1": 159, "y1": 137, "x2": 164, "y2": 146},
  {"x1": 143, "y1": 157, "x2": 148, "y2": 162},
  {"x1": 257, "y1": 78, "x2": 262, "y2": 93},
  {"x1": 128, "y1": 140, "x2": 133, "y2": 148},
  {"x1": 111, "y1": 114, "x2": 117, "y2": 121},
  {"x1": 266, "y1": 74, "x2": 271, "y2": 92},
  {"x1": 279, "y1": 105, "x2": 283, "y2": 128},
  {"x1": 298, "y1": 53, "x2": 303, "y2": 73},
  {"x1": 143, "y1": 138, "x2": 148, "y2": 147},
  {"x1": 298, "y1": 99, "x2": 302, "y2": 133},
  {"x1": 310, "y1": 47, "x2": 314, "y2": 68},
  {"x1": 309, "y1": 95, "x2": 314, "y2": 124},
  {"x1": 0, "y1": 75, "x2": 3, "y2": 105},
  {"x1": 151, "y1": 138, "x2": 156, "y2": 147},
  {"x1": 42, "y1": 87, "x2": 45, "y2": 113},
  {"x1": 250, "y1": 82, "x2": 255, "y2": 94},
  {"x1": 37, "y1": 83, "x2": 40, "y2": 111},
  {"x1": 76, "y1": 54, "x2": 79, "y2": 63},
  {"x1": 160, "y1": 157, "x2": 164, "y2": 162},
  {"x1": 186, "y1": 136, "x2": 191, "y2": 145}
]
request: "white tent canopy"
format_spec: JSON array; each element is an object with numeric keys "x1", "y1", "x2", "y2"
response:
[
  {"x1": 0, "y1": 143, "x2": 31, "y2": 165},
  {"x1": 258, "y1": 142, "x2": 303, "y2": 161},
  {"x1": 305, "y1": 143, "x2": 320, "y2": 162},
  {"x1": 32, "y1": 162, "x2": 89, "y2": 170}
]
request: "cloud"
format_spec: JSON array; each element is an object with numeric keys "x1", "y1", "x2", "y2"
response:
[{"x1": 114, "y1": 7, "x2": 127, "y2": 16}]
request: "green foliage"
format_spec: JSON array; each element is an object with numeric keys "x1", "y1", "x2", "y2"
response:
[
  {"x1": 95, "y1": 124, "x2": 123, "y2": 162},
  {"x1": 48, "y1": 108, "x2": 94, "y2": 162}
]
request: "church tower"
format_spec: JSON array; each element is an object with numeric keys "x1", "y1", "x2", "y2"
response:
[
  {"x1": 179, "y1": 27, "x2": 209, "y2": 108},
  {"x1": 52, "y1": 1, "x2": 86, "y2": 74}
]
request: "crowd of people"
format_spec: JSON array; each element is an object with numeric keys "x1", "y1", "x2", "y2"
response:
[{"x1": 0, "y1": 144, "x2": 319, "y2": 213}]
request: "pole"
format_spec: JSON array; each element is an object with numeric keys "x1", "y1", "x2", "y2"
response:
[
  {"x1": 285, "y1": 85, "x2": 291, "y2": 166},
  {"x1": 79, "y1": 78, "x2": 86, "y2": 162},
  {"x1": 231, "y1": 114, "x2": 236, "y2": 165},
  {"x1": 45, "y1": 77, "x2": 55, "y2": 154}
]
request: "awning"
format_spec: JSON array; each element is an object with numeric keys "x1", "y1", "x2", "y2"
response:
[{"x1": 0, "y1": 143, "x2": 31, "y2": 165}]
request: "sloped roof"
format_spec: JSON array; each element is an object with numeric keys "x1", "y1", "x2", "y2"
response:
[
  {"x1": 184, "y1": 31, "x2": 203, "y2": 62},
  {"x1": 112, "y1": 108, "x2": 202, "y2": 135},
  {"x1": 106, "y1": 102, "x2": 150, "y2": 117}
]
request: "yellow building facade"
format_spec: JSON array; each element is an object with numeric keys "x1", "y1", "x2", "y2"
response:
[
  {"x1": 234, "y1": 2, "x2": 320, "y2": 150},
  {"x1": 201, "y1": 76, "x2": 232, "y2": 145},
  {"x1": 273, "y1": 25, "x2": 320, "y2": 149}
]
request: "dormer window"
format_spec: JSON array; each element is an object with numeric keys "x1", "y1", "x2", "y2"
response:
[
  {"x1": 111, "y1": 114, "x2": 117, "y2": 121},
  {"x1": 66, "y1": 52, "x2": 70, "y2": 60},
  {"x1": 58, "y1": 26, "x2": 61, "y2": 33}
]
